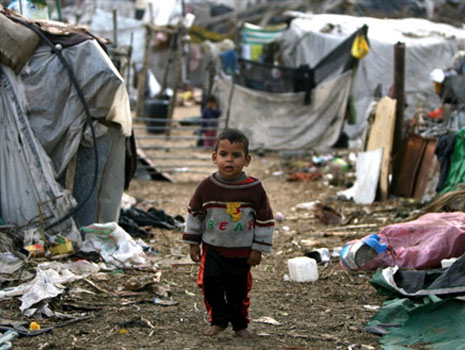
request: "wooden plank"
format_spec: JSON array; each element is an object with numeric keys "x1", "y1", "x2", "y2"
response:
[{"x1": 366, "y1": 96, "x2": 397, "y2": 200}]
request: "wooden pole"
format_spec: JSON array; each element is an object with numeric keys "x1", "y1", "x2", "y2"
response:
[
  {"x1": 135, "y1": 26, "x2": 152, "y2": 118},
  {"x1": 390, "y1": 42, "x2": 406, "y2": 195},
  {"x1": 166, "y1": 25, "x2": 185, "y2": 136},
  {"x1": 112, "y1": 9, "x2": 118, "y2": 47},
  {"x1": 392, "y1": 42, "x2": 405, "y2": 155}
]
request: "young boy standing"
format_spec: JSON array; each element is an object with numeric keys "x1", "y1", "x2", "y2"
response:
[
  {"x1": 183, "y1": 129, "x2": 274, "y2": 338},
  {"x1": 200, "y1": 95, "x2": 221, "y2": 148}
]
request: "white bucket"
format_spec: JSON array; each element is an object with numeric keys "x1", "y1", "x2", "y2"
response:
[{"x1": 287, "y1": 257, "x2": 319, "y2": 282}]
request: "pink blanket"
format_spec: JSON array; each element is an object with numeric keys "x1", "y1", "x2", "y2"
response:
[{"x1": 345, "y1": 212, "x2": 465, "y2": 270}]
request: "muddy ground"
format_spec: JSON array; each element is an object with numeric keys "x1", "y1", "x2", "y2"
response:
[{"x1": 4, "y1": 106, "x2": 422, "y2": 350}]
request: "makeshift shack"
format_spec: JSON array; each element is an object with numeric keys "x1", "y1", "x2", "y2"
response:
[{"x1": 0, "y1": 7, "x2": 132, "y2": 247}]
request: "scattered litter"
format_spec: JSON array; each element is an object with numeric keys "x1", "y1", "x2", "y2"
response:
[
  {"x1": 29, "y1": 322, "x2": 40, "y2": 331},
  {"x1": 0, "y1": 253, "x2": 24, "y2": 275},
  {"x1": 441, "y1": 257, "x2": 457, "y2": 268},
  {"x1": 163, "y1": 279, "x2": 178, "y2": 286},
  {"x1": 185, "y1": 290, "x2": 195, "y2": 296},
  {"x1": 253, "y1": 316, "x2": 281, "y2": 326},
  {"x1": 288, "y1": 257, "x2": 319, "y2": 282},
  {"x1": 121, "y1": 193, "x2": 137, "y2": 209},
  {"x1": 49, "y1": 236, "x2": 73, "y2": 256},
  {"x1": 153, "y1": 297, "x2": 178, "y2": 306},
  {"x1": 305, "y1": 248, "x2": 331, "y2": 264},
  {"x1": 125, "y1": 276, "x2": 170, "y2": 297},
  {"x1": 80, "y1": 223, "x2": 148, "y2": 268},
  {"x1": 0, "y1": 260, "x2": 99, "y2": 313},
  {"x1": 340, "y1": 234, "x2": 387, "y2": 270},
  {"x1": 135, "y1": 238, "x2": 161, "y2": 256},
  {"x1": 299, "y1": 239, "x2": 322, "y2": 249},
  {"x1": 0, "y1": 330, "x2": 18, "y2": 349},
  {"x1": 363, "y1": 305, "x2": 380, "y2": 311},
  {"x1": 295, "y1": 201, "x2": 320, "y2": 211},
  {"x1": 118, "y1": 318, "x2": 152, "y2": 328},
  {"x1": 23, "y1": 244, "x2": 44, "y2": 258},
  {"x1": 361, "y1": 345, "x2": 375, "y2": 350},
  {"x1": 275, "y1": 212, "x2": 286, "y2": 222}
]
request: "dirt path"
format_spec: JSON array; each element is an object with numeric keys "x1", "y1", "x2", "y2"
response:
[{"x1": 7, "y1": 105, "x2": 416, "y2": 350}]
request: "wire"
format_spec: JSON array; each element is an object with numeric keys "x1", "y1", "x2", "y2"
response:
[{"x1": 7, "y1": 15, "x2": 100, "y2": 232}]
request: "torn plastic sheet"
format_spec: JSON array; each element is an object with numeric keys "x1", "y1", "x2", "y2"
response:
[
  {"x1": 80, "y1": 222, "x2": 148, "y2": 268},
  {"x1": 0, "y1": 260, "x2": 100, "y2": 313},
  {"x1": 366, "y1": 297, "x2": 465, "y2": 350},
  {"x1": 370, "y1": 253, "x2": 465, "y2": 298}
]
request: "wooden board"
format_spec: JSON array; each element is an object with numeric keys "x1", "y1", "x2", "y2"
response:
[{"x1": 366, "y1": 96, "x2": 397, "y2": 200}]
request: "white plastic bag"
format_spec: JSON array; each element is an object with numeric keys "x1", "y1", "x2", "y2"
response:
[{"x1": 81, "y1": 222, "x2": 148, "y2": 268}]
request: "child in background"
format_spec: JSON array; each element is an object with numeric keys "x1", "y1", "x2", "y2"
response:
[
  {"x1": 200, "y1": 95, "x2": 221, "y2": 148},
  {"x1": 183, "y1": 129, "x2": 275, "y2": 338}
]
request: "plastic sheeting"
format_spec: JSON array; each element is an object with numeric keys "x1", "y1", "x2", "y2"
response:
[
  {"x1": 21, "y1": 39, "x2": 132, "y2": 177},
  {"x1": 277, "y1": 14, "x2": 465, "y2": 137},
  {"x1": 80, "y1": 222, "x2": 148, "y2": 268},
  {"x1": 341, "y1": 212, "x2": 465, "y2": 270},
  {"x1": 0, "y1": 65, "x2": 81, "y2": 244},
  {"x1": 370, "y1": 253, "x2": 465, "y2": 297},
  {"x1": 367, "y1": 297, "x2": 465, "y2": 350},
  {"x1": 0, "y1": 260, "x2": 100, "y2": 313},
  {"x1": 215, "y1": 70, "x2": 352, "y2": 151},
  {"x1": 338, "y1": 147, "x2": 382, "y2": 204}
]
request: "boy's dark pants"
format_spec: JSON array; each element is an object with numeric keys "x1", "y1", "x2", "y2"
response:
[{"x1": 202, "y1": 247, "x2": 250, "y2": 331}]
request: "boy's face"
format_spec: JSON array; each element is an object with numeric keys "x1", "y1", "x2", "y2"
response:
[{"x1": 212, "y1": 139, "x2": 251, "y2": 180}]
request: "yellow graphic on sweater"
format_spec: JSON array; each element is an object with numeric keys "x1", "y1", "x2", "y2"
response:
[{"x1": 226, "y1": 202, "x2": 242, "y2": 222}]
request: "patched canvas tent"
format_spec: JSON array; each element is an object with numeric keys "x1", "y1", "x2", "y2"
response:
[{"x1": 0, "y1": 7, "x2": 132, "y2": 247}]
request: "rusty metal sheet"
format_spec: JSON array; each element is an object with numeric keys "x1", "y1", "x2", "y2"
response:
[
  {"x1": 413, "y1": 138, "x2": 437, "y2": 200},
  {"x1": 391, "y1": 134, "x2": 426, "y2": 197}
]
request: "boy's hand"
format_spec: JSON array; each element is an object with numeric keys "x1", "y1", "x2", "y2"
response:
[
  {"x1": 247, "y1": 250, "x2": 261, "y2": 266},
  {"x1": 189, "y1": 245, "x2": 201, "y2": 262}
]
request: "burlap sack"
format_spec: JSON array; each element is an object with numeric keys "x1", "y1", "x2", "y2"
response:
[{"x1": 0, "y1": 11, "x2": 40, "y2": 74}]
